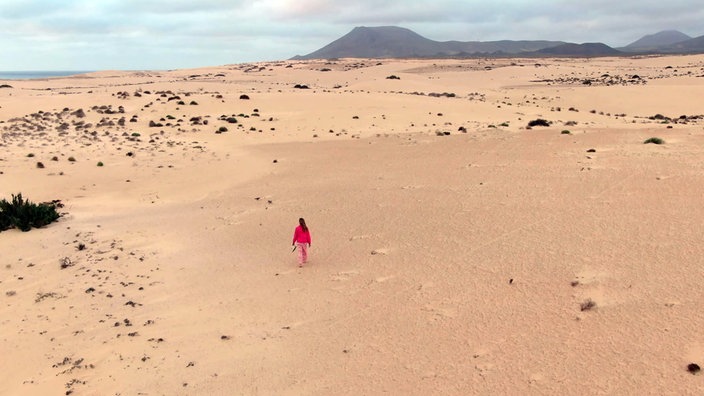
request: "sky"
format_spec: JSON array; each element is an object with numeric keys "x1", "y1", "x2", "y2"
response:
[{"x1": 1, "y1": 0, "x2": 702, "y2": 71}]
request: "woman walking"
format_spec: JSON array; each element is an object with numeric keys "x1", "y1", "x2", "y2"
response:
[{"x1": 292, "y1": 218, "x2": 311, "y2": 267}]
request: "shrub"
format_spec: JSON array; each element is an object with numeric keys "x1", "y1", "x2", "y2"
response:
[
  {"x1": 97, "y1": 161, "x2": 104, "y2": 167},
  {"x1": 218, "y1": 126, "x2": 228, "y2": 133},
  {"x1": 0, "y1": 193, "x2": 60, "y2": 232},
  {"x1": 226, "y1": 117, "x2": 238, "y2": 124},
  {"x1": 644, "y1": 137, "x2": 664, "y2": 145},
  {"x1": 527, "y1": 119, "x2": 551, "y2": 127},
  {"x1": 580, "y1": 298, "x2": 597, "y2": 312},
  {"x1": 561, "y1": 130, "x2": 571, "y2": 134},
  {"x1": 68, "y1": 156, "x2": 76, "y2": 162}
]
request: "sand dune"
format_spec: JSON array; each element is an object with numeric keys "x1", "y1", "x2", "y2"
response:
[{"x1": 2, "y1": 55, "x2": 704, "y2": 395}]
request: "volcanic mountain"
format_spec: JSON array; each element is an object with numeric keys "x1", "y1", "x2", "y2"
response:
[
  {"x1": 291, "y1": 26, "x2": 565, "y2": 59},
  {"x1": 622, "y1": 30, "x2": 692, "y2": 51},
  {"x1": 291, "y1": 26, "x2": 703, "y2": 60}
]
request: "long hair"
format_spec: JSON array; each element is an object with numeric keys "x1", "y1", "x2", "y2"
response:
[{"x1": 299, "y1": 218, "x2": 308, "y2": 232}]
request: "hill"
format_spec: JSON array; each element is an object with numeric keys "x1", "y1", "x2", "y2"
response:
[
  {"x1": 664, "y1": 34, "x2": 704, "y2": 53},
  {"x1": 532, "y1": 42, "x2": 622, "y2": 57},
  {"x1": 291, "y1": 26, "x2": 564, "y2": 59},
  {"x1": 623, "y1": 30, "x2": 692, "y2": 51}
]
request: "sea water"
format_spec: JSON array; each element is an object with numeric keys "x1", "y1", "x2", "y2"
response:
[{"x1": 0, "y1": 71, "x2": 92, "y2": 80}]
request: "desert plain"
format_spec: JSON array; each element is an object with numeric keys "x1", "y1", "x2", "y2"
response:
[{"x1": 1, "y1": 55, "x2": 704, "y2": 395}]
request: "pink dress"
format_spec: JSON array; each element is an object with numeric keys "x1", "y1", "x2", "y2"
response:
[{"x1": 292, "y1": 226, "x2": 311, "y2": 265}]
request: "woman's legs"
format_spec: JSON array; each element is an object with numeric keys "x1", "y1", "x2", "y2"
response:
[{"x1": 297, "y1": 242, "x2": 308, "y2": 265}]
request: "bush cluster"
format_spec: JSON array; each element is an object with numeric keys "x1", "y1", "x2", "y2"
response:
[{"x1": 0, "y1": 193, "x2": 60, "y2": 232}]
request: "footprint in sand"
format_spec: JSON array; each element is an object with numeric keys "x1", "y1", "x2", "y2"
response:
[
  {"x1": 374, "y1": 275, "x2": 395, "y2": 283},
  {"x1": 330, "y1": 270, "x2": 360, "y2": 282},
  {"x1": 349, "y1": 234, "x2": 374, "y2": 241},
  {"x1": 422, "y1": 304, "x2": 457, "y2": 319}
]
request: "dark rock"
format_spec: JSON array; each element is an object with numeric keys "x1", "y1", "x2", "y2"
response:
[{"x1": 688, "y1": 363, "x2": 701, "y2": 374}]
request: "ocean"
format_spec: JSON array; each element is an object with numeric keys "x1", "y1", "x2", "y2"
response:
[{"x1": 0, "y1": 71, "x2": 92, "y2": 80}]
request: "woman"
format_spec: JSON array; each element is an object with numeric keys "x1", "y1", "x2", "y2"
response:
[{"x1": 292, "y1": 218, "x2": 311, "y2": 267}]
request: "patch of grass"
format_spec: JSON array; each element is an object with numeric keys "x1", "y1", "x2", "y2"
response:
[
  {"x1": 0, "y1": 193, "x2": 61, "y2": 232},
  {"x1": 644, "y1": 137, "x2": 664, "y2": 145}
]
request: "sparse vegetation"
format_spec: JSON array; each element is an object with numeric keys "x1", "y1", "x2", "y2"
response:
[
  {"x1": 644, "y1": 137, "x2": 664, "y2": 145},
  {"x1": 561, "y1": 130, "x2": 571, "y2": 134},
  {"x1": 580, "y1": 298, "x2": 597, "y2": 312},
  {"x1": 527, "y1": 119, "x2": 551, "y2": 127},
  {"x1": 0, "y1": 193, "x2": 61, "y2": 232}
]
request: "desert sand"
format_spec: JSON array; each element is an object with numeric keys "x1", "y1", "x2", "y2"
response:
[{"x1": 1, "y1": 55, "x2": 704, "y2": 395}]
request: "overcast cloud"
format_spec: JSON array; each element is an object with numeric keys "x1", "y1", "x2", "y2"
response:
[{"x1": 0, "y1": 0, "x2": 702, "y2": 71}]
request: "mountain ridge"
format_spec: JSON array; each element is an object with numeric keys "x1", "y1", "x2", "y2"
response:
[{"x1": 292, "y1": 26, "x2": 704, "y2": 59}]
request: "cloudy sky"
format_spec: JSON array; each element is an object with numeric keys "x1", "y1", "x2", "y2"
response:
[{"x1": 1, "y1": 0, "x2": 702, "y2": 71}]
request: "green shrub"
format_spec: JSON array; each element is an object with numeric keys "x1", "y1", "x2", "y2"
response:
[
  {"x1": 644, "y1": 137, "x2": 664, "y2": 145},
  {"x1": 97, "y1": 161, "x2": 104, "y2": 167},
  {"x1": 218, "y1": 126, "x2": 228, "y2": 133},
  {"x1": 0, "y1": 193, "x2": 60, "y2": 232},
  {"x1": 561, "y1": 130, "x2": 571, "y2": 134}
]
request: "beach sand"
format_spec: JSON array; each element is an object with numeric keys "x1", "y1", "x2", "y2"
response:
[{"x1": 2, "y1": 55, "x2": 704, "y2": 395}]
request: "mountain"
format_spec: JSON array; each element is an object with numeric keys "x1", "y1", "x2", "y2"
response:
[
  {"x1": 663, "y1": 34, "x2": 704, "y2": 53},
  {"x1": 291, "y1": 26, "x2": 704, "y2": 60},
  {"x1": 532, "y1": 42, "x2": 622, "y2": 57},
  {"x1": 291, "y1": 26, "x2": 565, "y2": 59},
  {"x1": 623, "y1": 30, "x2": 692, "y2": 51}
]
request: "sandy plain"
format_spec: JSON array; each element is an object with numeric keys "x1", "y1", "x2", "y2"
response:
[{"x1": 1, "y1": 55, "x2": 704, "y2": 395}]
